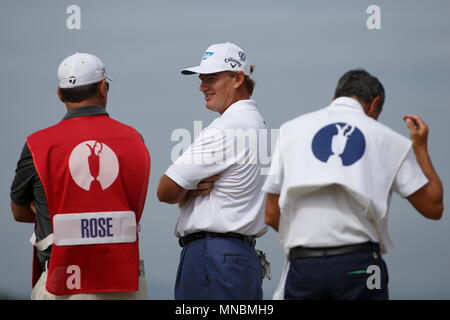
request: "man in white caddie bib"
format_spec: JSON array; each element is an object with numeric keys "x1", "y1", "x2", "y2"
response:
[{"x1": 263, "y1": 69, "x2": 443, "y2": 300}]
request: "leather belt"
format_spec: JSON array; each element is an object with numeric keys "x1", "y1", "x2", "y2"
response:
[
  {"x1": 178, "y1": 232, "x2": 256, "y2": 247},
  {"x1": 289, "y1": 242, "x2": 380, "y2": 260}
]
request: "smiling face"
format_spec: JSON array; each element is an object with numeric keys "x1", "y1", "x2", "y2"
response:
[{"x1": 198, "y1": 71, "x2": 242, "y2": 114}]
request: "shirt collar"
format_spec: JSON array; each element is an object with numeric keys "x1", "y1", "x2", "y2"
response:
[
  {"x1": 221, "y1": 99, "x2": 257, "y2": 116},
  {"x1": 329, "y1": 97, "x2": 365, "y2": 113},
  {"x1": 62, "y1": 105, "x2": 109, "y2": 120}
]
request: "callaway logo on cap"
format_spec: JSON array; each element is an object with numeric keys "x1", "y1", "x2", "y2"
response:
[
  {"x1": 181, "y1": 42, "x2": 251, "y2": 76},
  {"x1": 58, "y1": 52, "x2": 113, "y2": 89}
]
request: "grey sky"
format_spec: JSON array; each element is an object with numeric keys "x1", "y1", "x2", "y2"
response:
[{"x1": 1, "y1": 0, "x2": 449, "y2": 299}]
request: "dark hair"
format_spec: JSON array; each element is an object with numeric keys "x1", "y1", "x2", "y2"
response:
[
  {"x1": 59, "y1": 82, "x2": 101, "y2": 103},
  {"x1": 243, "y1": 65, "x2": 256, "y2": 96},
  {"x1": 334, "y1": 69, "x2": 385, "y2": 112}
]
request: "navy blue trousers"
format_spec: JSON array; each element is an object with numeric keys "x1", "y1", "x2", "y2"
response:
[
  {"x1": 174, "y1": 234, "x2": 263, "y2": 300},
  {"x1": 285, "y1": 251, "x2": 389, "y2": 300}
]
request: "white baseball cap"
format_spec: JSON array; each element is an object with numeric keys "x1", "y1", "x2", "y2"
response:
[
  {"x1": 57, "y1": 52, "x2": 113, "y2": 88},
  {"x1": 181, "y1": 42, "x2": 251, "y2": 76}
]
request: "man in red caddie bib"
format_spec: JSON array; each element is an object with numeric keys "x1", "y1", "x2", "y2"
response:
[{"x1": 10, "y1": 52, "x2": 151, "y2": 300}]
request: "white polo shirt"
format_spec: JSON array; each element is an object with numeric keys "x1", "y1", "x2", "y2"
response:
[
  {"x1": 263, "y1": 97, "x2": 428, "y2": 252},
  {"x1": 166, "y1": 99, "x2": 268, "y2": 238}
]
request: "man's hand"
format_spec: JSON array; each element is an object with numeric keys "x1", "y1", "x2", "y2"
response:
[
  {"x1": 11, "y1": 201, "x2": 36, "y2": 223},
  {"x1": 403, "y1": 114, "x2": 428, "y2": 150},
  {"x1": 179, "y1": 175, "x2": 221, "y2": 208}
]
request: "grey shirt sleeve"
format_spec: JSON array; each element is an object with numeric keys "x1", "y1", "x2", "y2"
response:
[
  {"x1": 10, "y1": 143, "x2": 52, "y2": 263},
  {"x1": 10, "y1": 143, "x2": 36, "y2": 205}
]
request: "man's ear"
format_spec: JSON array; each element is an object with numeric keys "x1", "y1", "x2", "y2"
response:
[
  {"x1": 368, "y1": 96, "x2": 381, "y2": 119},
  {"x1": 98, "y1": 80, "x2": 108, "y2": 98},
  {"x1": 233, "y1": 71, "x2": 245, "y2": 89},
  {"x1": 57, "y1": 87, "x2": 65, "y2": 103}
]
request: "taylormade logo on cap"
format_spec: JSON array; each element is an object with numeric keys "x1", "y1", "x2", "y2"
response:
[
  {"x1": 181, "y1": 42, "x2": 251, "y2": 76},
  {"x1": 58, "y1": 52, "x2": 112, "y2": 89}
]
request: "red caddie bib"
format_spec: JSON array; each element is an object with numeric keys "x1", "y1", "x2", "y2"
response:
[{"x1": 27, "y1": 114, "x2": 150, "y2": 295}]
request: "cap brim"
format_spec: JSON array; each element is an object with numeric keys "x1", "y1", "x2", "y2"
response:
[
  {"x1": 181, "y1": 65, "x2": 228, "y2": 75},
  {"x1": 181, "y1": 68, "x2": 197, "y2": 75}
]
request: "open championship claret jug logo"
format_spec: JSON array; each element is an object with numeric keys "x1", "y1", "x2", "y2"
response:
[
  {"x1": 68, "y1": 140, "x2": 119, "y2": 191},
  {"x1": 312, "y1": 122, "x2": 366, "y2": 166}
]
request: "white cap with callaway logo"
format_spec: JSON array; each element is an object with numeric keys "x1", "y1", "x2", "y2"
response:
[
  {"x1": 57, "y1": 52, "x2": 113, "y2": 89},
  {"x1": 181, "y1": 42, "x2": 250, "y2": 76}
]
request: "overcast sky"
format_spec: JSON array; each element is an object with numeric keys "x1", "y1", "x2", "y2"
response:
[{"x1": 1, "y1": 0, "x2": 449, "y2": 299}]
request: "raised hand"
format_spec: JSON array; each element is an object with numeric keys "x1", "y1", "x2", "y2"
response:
[{"x1": 403, "y1": 115, "x2": 428, "y2": 151}]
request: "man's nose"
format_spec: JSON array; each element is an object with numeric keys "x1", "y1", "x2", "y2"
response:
[{"x1": 199, "y1": 81, "x2": 207, "y2": 92}]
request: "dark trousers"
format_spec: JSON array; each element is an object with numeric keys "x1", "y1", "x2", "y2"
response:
[
  {"x1": 285, "y1": 251, "x2": 389, "y2": 300},
  {"x1": 175, "y1": 234, "x2": 263, "y2": 300}
]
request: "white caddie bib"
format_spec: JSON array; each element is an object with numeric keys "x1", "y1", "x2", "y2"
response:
[{"x1": 278, "y1": 101, "x2": 411, "y2": 253}]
